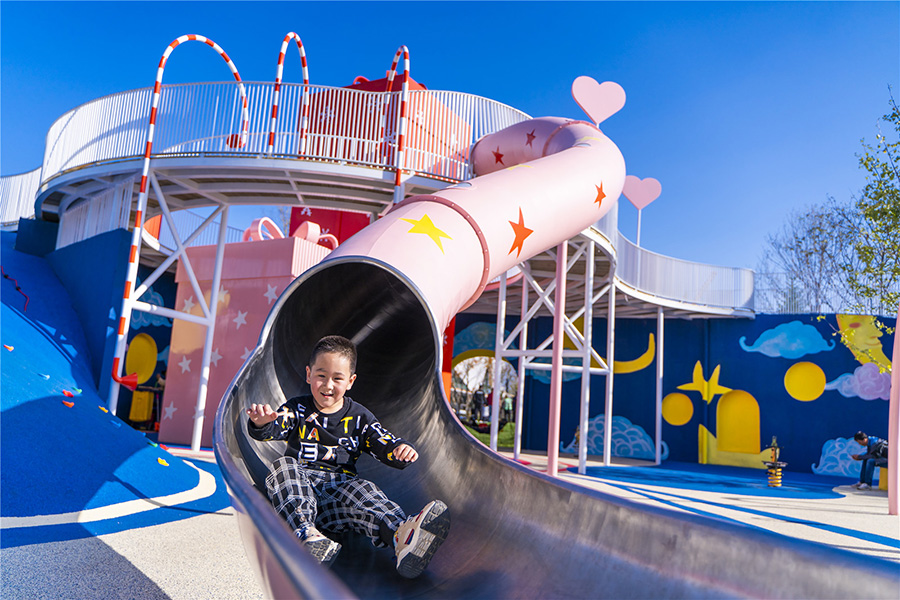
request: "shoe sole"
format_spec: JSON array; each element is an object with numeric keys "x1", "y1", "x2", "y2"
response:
[
  {"x1": 306, "y1": 537, "x2": 341, "y2": 567},
  {"x1": 397, "y1": 500, "x2": 450, "y2": 579}
]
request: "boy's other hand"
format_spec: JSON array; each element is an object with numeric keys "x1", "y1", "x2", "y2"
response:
[
  {"x1": 394, "y1": 443, "x2": 418, "y2": 463},
  {"x1": 246, "y1": 403, "x2": 279, "y2": 426}
]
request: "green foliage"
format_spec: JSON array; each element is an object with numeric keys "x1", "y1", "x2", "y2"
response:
[
  {"x1": 846, "y1": 95, "x2": 900, "y2": 313},
  {"x1": 761, "y1": 92, "x2": 900, "y2": 316},
  {"x1": 465, "y1": 421, "x2": 515, "y2": 448}
]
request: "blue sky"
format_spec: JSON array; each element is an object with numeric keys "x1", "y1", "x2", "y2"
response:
[{"x1": 1, "y1": 1, "x2": 897, "y2": 270}]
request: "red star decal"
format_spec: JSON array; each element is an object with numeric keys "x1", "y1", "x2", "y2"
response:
[
  {"x1": 508, "y1": 207, "x2": 534, "y2": 258},
  {"x1": 525, "y1": 130, "x2": 536, "y2": 147},
  {"x1": 594, "y1": 182, "x2": 606, "y2": 208},
  {"x1": 493, "y1": 147, "x2": 505, "y2": 164}
]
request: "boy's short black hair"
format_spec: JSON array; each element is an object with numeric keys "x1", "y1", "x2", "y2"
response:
[
  {"x1": 854, "y1": 431, "x2": 868, "y2": 442},
  {"x1": 309, "y1": 335, "x2": 357, "y2": 373}
]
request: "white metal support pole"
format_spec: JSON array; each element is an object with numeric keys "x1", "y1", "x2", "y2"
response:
[
  {"x1": 636, "y1": 208, "x2": 643, "y2": 247},
  {"x1": 190, "y1": 206, "x2": 229, "y2": 451},
  {"x1": 490, "y1": 273, "x2": 508, "y2": 451},
  {"x1": 578, "y1": 242, "x2": 595, "y2": 474},
  {"x1": 547, "y1": 242, "x2": 568, "y2": 476},
  {"x1": 513, "y1": 274, "x2": 528, "y2": 461},
  {"x1": 655, "y1": 306, "x2": 664, "y2": 465},
  {"x1": 603, "y1": 285, "x2": 616, "y2": 466}
]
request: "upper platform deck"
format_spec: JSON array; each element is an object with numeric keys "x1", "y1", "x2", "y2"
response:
[{"x1": 1, "y1": 80, "x2": 754, "y2": 318}]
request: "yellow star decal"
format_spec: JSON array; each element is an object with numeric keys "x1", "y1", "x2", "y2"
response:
[
  {"x1": 401, "y1": 214, "x2": 452, "y2": 253},
  {"x1": 677, "y1": 361, "x2": 731, "y2": 404}
]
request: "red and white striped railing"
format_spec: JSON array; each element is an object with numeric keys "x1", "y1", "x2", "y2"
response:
[
  {"x1": 267, "y1": 32, "x2": 310, "y2": 156},
  {"x1": 110, "y1": 34, "x2": 249, "y2": 413},
  {"x1": 384, "y1": 46, "x2": 410, "y2": 202}
]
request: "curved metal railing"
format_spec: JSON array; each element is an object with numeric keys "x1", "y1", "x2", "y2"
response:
[
  {"x1": 40, "y1": 82, "x2": 531, "y2": 186},
  {"x1": 0, "y1": 168, "x2": 41, "y2": 224},
  {"x1": 596, "y1": 202, "x2": 755, "y2": 312}
]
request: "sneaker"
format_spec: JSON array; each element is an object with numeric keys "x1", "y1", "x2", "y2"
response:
[
  {"x1": 393, "y1": 500, "x2": 450, "y2": 579},
  {"x1": 851, "y1": 482, "x2": 863, "y2": 489},
  {"x1": 296, "y1": 525, "x2": 341, "y2": 566},
  {"x1": 858, "y1": 483, "x2": 871, "y2": 490}
]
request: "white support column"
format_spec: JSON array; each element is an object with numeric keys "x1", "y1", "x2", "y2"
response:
[
  {"x1": 578, "y1": 242, "x2": 595, "y2": 474},
  {"x1": 547, "y1": 242, "x2": 568, "y2": 476},
  {"x1": 655, "y1": 306, "x2": 665, "y2": 465},
  {"x1": 190, "y1": 206, "x2": 229, "y2": 451},
  {"x1": 513, "y1": 274, "x2": 528, "y2": 461},
  {"x1": 603, "y1": 285, "x2": 616, "y2": 466},
  {"x1": 490, "y1": 273, "x2": 508, "y2": 451}
]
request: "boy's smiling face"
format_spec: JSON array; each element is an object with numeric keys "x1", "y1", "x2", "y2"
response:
[{"x1": 306, "y1": 350, "x2": 356, "y2": 413}]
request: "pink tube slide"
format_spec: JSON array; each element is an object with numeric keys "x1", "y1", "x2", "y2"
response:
[{"x1": 328, "y1": 116, "x2": 626, "y2": 330}]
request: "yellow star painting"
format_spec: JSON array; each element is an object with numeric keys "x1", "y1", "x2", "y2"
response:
[
  {"x1": 677, "y1": 361, "x2": 731, "y2": 403},
  {"x1": 401, "y1": 214, "x2": 453, "y2": 253}
]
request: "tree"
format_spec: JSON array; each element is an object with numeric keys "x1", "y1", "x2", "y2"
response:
[
  {"x1": 757, "y1": 200, "x2": 851, "y2": 313},
  {"x1": 843, "y1": 94, "x2": 900, "y2": 315},
  {"x1": 759, "y1": 93, "x2": 900, "y2": 315}
]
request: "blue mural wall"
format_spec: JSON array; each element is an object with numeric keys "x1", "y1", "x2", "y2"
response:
[
  {"x1": 453, "y1": 312, "x2": 894, "y2": 478},
  {"x1": 47, "y1": 229, "x2": 175, "y2": 418}
]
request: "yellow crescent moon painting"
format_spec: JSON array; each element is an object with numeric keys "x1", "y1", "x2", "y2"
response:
[
  {"x1": 835, "y1": 314, "x2": 891, "y2": 371},
  {"x1": 561, "y1": 317, "x2": 656, "y2": 373}
]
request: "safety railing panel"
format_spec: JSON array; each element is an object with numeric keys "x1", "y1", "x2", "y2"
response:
[
  {"x1": 595, "y1": 202, "x2": 754, "y2": 312},
  {"x1": 40, "y1": 82, "x2": 532, "y2": 187},
  {"x1": 57, "y1": 177, "x2": 134, "y2": 249},
  {"x1": 615, "y1": 231, "x2": 755, "y2": 311},
  {"x1": 0, "y1": 168, "x2": 41, "y2": 223}
]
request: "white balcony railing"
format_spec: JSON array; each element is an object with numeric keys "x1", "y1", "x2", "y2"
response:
[
  {"x1": 0, "y1": 168, "x2": 41, "y2": 224},
  {"x1": 596, "y1": 203, "x2": 755, "y2": 312},
  {"x1": 40, "y1": 82, "x2": 531, "y2": 186}
]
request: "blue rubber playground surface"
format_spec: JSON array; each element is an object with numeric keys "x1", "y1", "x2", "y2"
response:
[
  {"x1": 0, "y1": 231, "x2": 231, "y2": 549},
  {"x1": 570, "y1": 461, "x2": 850, "y2": 499}
]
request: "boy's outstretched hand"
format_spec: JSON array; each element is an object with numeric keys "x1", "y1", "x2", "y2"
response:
[
  {"x1": 393, "y1": 443, "x2": 418, "y2": 463},
  {"x1": 247, "y1": 403, "x2": 280, "y2": 426}
]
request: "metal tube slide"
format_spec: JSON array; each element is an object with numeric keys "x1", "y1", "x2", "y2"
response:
[{"x1": 214, "y1": 117, "x2": 899, "y2": 598}]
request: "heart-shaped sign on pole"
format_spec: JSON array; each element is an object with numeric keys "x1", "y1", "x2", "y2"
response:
[
  {"x1": 571, "y1": 76, "x2": 626, "y2": 125},
  {"x1": 622, "y1": 175, "x2": 662, "y2": 210}
]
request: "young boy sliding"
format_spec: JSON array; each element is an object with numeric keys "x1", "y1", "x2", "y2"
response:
[{"x1": 246, "y1": 335, "x2": 450, "y2": 578}]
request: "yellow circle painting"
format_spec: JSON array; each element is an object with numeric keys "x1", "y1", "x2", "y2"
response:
[
  {"x1": 662, "y1": 392, "x2": 694, "y2": 426},
  {"x1": 125, "y1": 333, "x2": 159, "y2": 385},
  {"x1": 784, "y1": 361, "x2": 826, "y2": 401}
]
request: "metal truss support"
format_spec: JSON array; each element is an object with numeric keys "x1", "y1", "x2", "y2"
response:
[
  {"x1": 109, "y1": 169, "x2": 229, "y2": 451},
  {"x1": 491, "y1": 234, "x2": 616, "y2": 475}
]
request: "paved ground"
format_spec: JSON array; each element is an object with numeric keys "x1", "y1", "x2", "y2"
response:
[
  {"x1": 501, "y1": 450, "x2": 900, "y2": 564},
  {"x1": 4, "y1": 445, "x2": 896, "y2": 600},
  {"x1": 1, "y1": 450, "x2": 264, "y2": 600}
]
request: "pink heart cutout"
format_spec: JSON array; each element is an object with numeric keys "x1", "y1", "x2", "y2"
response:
[
  {"x1": 572, "y1": 76, "x2": 626, "y2": 125},
  {"x1": 622, "y1": 175, "x2": 662, "y2": 210}
]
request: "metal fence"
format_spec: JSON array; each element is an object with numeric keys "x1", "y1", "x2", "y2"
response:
[
  {"x1": 595, "y1": 203, "x2": 756, "y2": 312},
  {"x1": 0, "y1": 168, "x2": 41, "y2": 224},
  {"x1": 754, "y1": 272, "x2": 899, "y2": 317},
  {"x1": 56, "y1": 177, "x2": 135, "y2": 249},
  {"x1": 40, "y1": 82, "x2": 531, "y2": 186}
]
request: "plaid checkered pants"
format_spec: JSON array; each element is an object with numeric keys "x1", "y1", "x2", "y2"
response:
[{"x1": 265, "y1": 456, "x2": 406, "y2": 548}]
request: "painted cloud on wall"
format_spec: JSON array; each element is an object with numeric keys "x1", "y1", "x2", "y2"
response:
[
  {"x1": 131, "y1": 288, "x2": 172, "y2": 329},
  {"x1": 455, "y1": 322, "x2": 510, "y2": 355},
  {"x1": 739, "y1": 320, "x2": 834, "y2": 359},
  {"x1": 825, "y1": 362, "x2": 891, "y2": 401},
  {"x1": 560, "y1": 414, "x2": 669, "y2": 461},
  {"x1": 812, "y1": 436, "x2": 873, "y2": 479}
]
